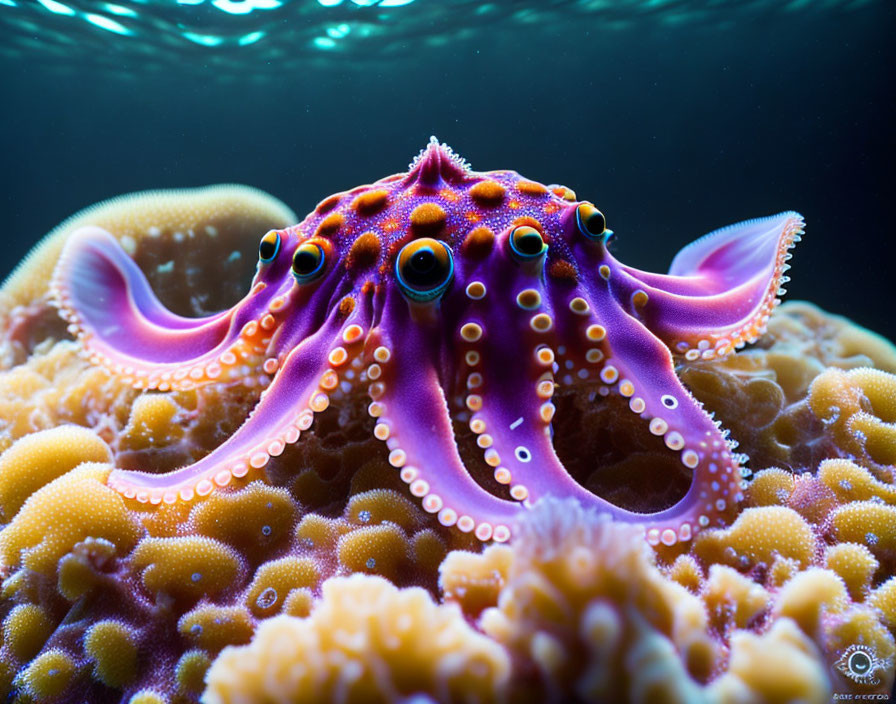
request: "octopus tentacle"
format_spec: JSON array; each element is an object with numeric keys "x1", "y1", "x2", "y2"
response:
[
  {"x1": 51, "y1": 226, "x2": 282, "y2": 391},
  {"x1": 615, "y1": 211, "x2": 804, "y2": 360},
  {"x1": 365, "y1": 295, "x2": 519, "y2": 543},
  {"x1": 107, "y1": 307, "x2": 368, "y2": 504},
  {"x1": 450, "y1": 265, "x2": 593, "y2": 507},
  {"x1": 563, "y1": 292, "x2": 744, "y2": 546}
]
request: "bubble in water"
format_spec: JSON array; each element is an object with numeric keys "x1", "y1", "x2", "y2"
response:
[
  {"x1": 839, "y1": 479, "x2": 853, "y2": 492},
  {"x1": 358, "y1": 510, "x2": 372, "y2": 523},
  {"x1": 365, "y1": 557, "x2": 376, "y2": 569},
  {"x1": 866, "y1": 532, "x2": 879, "y2": 546},
  {"x1": 191, "y1": 572, "x2": 202, "y2": 582},
  {"x1": 261, "y1": 525, "x2": 272, "y2": 537},
  {"x1": 190, "y1": 624, "x2": 203, "y2": 636},
  {"x1": 256, "y1": 587, "x2": 278, "y2": 610}
]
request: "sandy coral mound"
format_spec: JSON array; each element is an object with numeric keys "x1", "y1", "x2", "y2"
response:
[
  {"x1": 681, "y1": 301, "x2": 896, "y2": 471},
  {"x1": 204, "y1": 574, "x2": 511, "y2": 704},
  {"x1": 0, "y1": 185, "x2": 296, "y2": 368}
]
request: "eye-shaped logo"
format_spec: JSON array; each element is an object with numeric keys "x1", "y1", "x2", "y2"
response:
[{"x1": 834, "y1": 644, "x2": 890, "y2": 685}]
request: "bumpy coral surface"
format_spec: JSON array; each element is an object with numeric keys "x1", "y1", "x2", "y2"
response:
[{"x1": 1, "y1": 174, "x2": 896, "y2": 703}]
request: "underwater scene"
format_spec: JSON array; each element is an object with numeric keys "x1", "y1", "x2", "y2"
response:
[{"x1": 1, "y1": 0, "x2": 895, "y2": 702}]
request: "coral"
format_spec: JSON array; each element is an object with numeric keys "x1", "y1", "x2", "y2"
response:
[
  {"x1": 809, "y1": 367, "x2": 896, "y2": 471},
  {"x1": 0, "y1": 425, "x2": 111, "y2": 522},
  {"x1": 477, "y1": 499, "x2": 719, "y2": 700},
  {"x1": 693, "y1": 506, "x2": 816, "y2": 571},
  {"x1": 0, "y1": 463, "x2": 141, "y2": 575},
  {"x1": 84, "y1": 620, "x2": 138, "y2": 689},
  {"x1": 203, "y1": 574, "x2": 511, "y2": 704},
  {"x1": 706, "y1": 619, "x2": 831, "y2": 703},
  {"x1": 131, "y1": 536, "x2": 244, "y2": 602}
]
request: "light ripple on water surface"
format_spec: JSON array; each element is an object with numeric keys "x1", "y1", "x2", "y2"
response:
[{"x1": 0, "y1": 0, "x2": 882, "y2": 75}]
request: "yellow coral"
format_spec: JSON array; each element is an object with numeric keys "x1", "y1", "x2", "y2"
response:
[
  {"x1": 0, "y1": 463, "x2": 142, "y2": 575},
  {"x1": 190, "y1": 482, "x2": 297, "y2": 550},
  {"x1": 0, "y1": 425, "x2": 111, "y2": 521},
  {"x1": 666, "y1": 554, "x2": 704, "y2": 593},
  {"x1": 176, "y1": 650, "x2": 211, "y2": 695},
  {"x1": 819, "y1": 458, "x2": 896, "y2": 505},
  {"x1": 84, "y1": 619, "x2": 138, "y2": 688},
  {"x1": 703, "y1": 565, "x2": 769, "y2": 630},
  {"x1": 830, "y1": 501, "x2": 896, "y2": 557},
  {"x1": 479, "y1": 499, "x2": 718, "y2": 698},
  {"x1": 345, "y1": 488, "x2": 420, "y2": 532},
  {"x1": 16, "y1": 649, "x2": 78, "y2": 700},
  {"x1": 773, "y1": 568, "x2": 849, "y2": 636},
  {"x1": 707, "y1": 619, "x2": 830, "y2": 703},
  {"x1": 694, "y1": 506, "x2": 815, "y2": 569},
  {"x1": 439, "y1": 544, "x2": 513, "y2": 616},
  {"x1": 120, "y1": 395, "x2": 183, "y2": 451},
  {"x1": 869, "y1": 577, "x2": 896, "y2": 633},
  {"x1": 2, "y1": 604, "x2": 55, "y2": 661},
  {"x1": 824, "y1": 543, "x2": 879, "y2": 601},
  {"x1": 746, "y1": 467, "x2": 794, "y2": 506},
  {"x1": 131, "y1": 536, "x2": 243, "y2": 600},
  {"x1": 245, "y1": 556, "x2": 319, "y2": 617},
  {"x1": 809, "y1": 367, "x2": 896, "y2": 467},
  {"x1": 336, "y1": 522, "x2": 410, "y2": 580},
  {"x1": 178, "y1": 605, "x2": 254, "y2": 652},
  {"x1": 204, "y1": 574, "x2": 510, "y2": 704}
]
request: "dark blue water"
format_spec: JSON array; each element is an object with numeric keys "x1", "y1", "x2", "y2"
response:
[{"x1": 2, "y1": 0, "x2": 894, "y2": 339}]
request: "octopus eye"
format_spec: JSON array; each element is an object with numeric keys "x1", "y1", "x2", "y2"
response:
[
  {"x1": 395, "y1": 238, "x2": 454, "y2": 302},
  {"x1": 259, "y1": 230, "x2": 281, "y2": 263},
  {"x1": 292, "y1": 242, "x2": 326, "y2": 283},
  {"x1": 576, "y1": 203, "x2": 609, "y2": 241},
  {"x1": 509, "y1": 226, "x2": 547, "y2": 261}
]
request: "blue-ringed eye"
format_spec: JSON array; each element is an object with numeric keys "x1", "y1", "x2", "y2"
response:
[
  {"x1": 259, "y1": 230, "x2": 281, "y2": 263},
  {"x1": 509, "y1": 225, "x2": 547, "y2": 261},
  {"x1": 576, "y1": 203, "x2": 609, "y2": 241},
  {"x1": 396, "y1": 238, "x2": 454, "y2": 302},
  {"x1": 292, "y1": 242, "x2": 326, "y2": 283}
]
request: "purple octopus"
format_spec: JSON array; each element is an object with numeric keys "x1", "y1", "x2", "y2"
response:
[{"x1": 50, "y1": 138, "x2": 803, "y2": 546}]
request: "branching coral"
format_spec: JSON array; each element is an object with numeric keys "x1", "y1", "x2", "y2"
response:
[{"x1": 204, "y1": 574, "x2": 511, "y2": 704}]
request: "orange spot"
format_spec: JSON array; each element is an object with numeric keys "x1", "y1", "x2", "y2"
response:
[
  {"x1": 512, "y1": 216, "x2": 547, "y2": 239},
  {"x1": 315, "y1": 212, "x2": 344, "y2": 238},
  {"x1": 381, "y1": 218, "x2": 400, "y2": 233},
  {"x1": 338, "y1": 297, "x2": 356, "y2": 318},
  {"x1": 439, "y1": 188, "x2": 461, "y2": 203},
  {"x1": 469, "y1": 180, "x2": 505, "y2": 207},
  {"x1": 463, "y1": 226, "x2": 495, "y2": 258},
  {"x1": 315, "y1": 194, "x2": 341, "y2": 214},
  {"x1": 551, "y1": 185, "x2": 577, "y2": 201},
  {"x1": 517, "y1": 290, "x2": 540, "y2": 309},
  {"x1": 543, "y1": 202, "x2": 561, "y2": 215},
  {"x1": 517, "y1": 180, "x2": 548, "y2": 197},
  {"x1": 548, "y1": 259, "x2": 577, "y2": 282},
  {"x1": 410, "y1": 203, "x2": 447, "y2": 235},
  {"x1": 465, "y1": 211, "x2": 482, "y2": 223},
  {"x1": 508, "y1": 200, "x2": 521, "y2": 210},
  {"x1": 351, "y1": 189, "x2": 389, "y2": 216},
  {"x1": 345, "y1": 232, "x2": 382, "y2": 271},
  {"x1": 361, "y1": 281, "x2": 375, "y2": 295}
]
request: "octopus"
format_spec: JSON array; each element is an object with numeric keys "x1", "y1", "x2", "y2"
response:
[{"x1": 49, "y1": 138, "x2": 804, "y2": 548}]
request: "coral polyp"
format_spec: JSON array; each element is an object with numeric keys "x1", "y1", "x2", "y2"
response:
[{"x1": 0, "y1": 143, "x2": 894, "y2": 702}]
